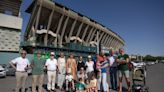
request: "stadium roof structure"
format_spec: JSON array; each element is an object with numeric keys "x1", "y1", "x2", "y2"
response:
[{"x1": 24, "y1": 0, "x2": 125, "y2": 53}]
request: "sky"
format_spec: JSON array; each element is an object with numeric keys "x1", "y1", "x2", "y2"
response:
[{"x1": 20, "y1": 0, "x2": 164, "y2": 56}]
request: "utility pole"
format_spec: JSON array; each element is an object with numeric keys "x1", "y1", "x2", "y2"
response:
[{"x1": 97, "y1": 31, "x2": 99, "y2": 54}]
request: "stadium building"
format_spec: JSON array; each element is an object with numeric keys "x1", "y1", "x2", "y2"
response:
[
  {"x1": 22, "y1": 0, "x2": 125, "y2": 58},
  {"x1": 0, "y1": 0, "x2": 24, "y2": 64},
  {"x1": 0, "y1": 0, "x2": 22, "y2": 52}
]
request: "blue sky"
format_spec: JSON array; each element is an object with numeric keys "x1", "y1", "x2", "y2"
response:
[{"x1": 20, "y1": 0, "x2": 164, "y2": 56}]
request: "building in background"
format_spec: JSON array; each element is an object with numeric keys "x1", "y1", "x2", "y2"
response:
[
  {"x1": 0, "y1": 0, "x2": 24, "y2": 64},
  {"x1": 0, "y1": 0, "x2": 22, "y2": 52},
  {"x1": 22, "y1": 0, "x2": 125, "y2": 58}
]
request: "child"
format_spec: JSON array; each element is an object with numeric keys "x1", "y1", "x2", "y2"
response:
[
  {"x1": 76, "y1": 78, "x2": 86, "y2": 92},
  {"x1": 85, "y1": 79, "x2": 91, "y2": 92},
  {"x1": 66, "y1": 70, "x2": 75, "y2": 91},
  {"x1": 77, "y1": 67, "x2": 88, "y2": 83},
  {"x1": 90, "y1": 74, "x2": 98, "y2": 92}
]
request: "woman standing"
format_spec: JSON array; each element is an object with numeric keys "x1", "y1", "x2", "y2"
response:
[
  {"x1": 86, "y1": 55, "x2": 94, "y2": 81},
  {"x1": 66, "y1": 54, "x2": 77, "y2": 80},
  {"x1": 57, "y1": 52, "x2": 66, "y2": 90}
]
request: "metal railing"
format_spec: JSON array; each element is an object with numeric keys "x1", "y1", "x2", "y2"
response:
[{"x1": 20, "y1": 41, "x2": 97, "y2": 53}]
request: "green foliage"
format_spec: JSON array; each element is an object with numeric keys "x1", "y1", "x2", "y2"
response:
[{"x1": 143, "y1": 55, "x2": 164, "y2": 61}]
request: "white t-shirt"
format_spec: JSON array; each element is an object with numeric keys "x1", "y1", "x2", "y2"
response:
[
  {"x1": 86, "y1": 61, "x2": 94, "y2": 73},
  {"x1": 77, "y1": 73, "x2": 88, "y2": 80},
  {"x1": 66, "y1": 74, "x2": 73, "y2": 82},
  {"x1": 108, "y1": 56, "x2": 115, "y2": 66},
  {"x1": 45, "y1": 58, "x2": 58, "y2": 71},
  {"x1": 11, "y1": 57, "x2": 30, "y2": 71}
]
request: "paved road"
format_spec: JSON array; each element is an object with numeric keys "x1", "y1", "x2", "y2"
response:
[
  {"x1": 146, "y1": 63, "x2": 164, "y2": 92},
  {"x1": 0, "y1": 63, "x2": 164, "y2": 92}
]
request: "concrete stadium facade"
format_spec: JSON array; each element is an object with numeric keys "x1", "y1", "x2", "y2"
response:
[
  {"x1": 23, "y1": 0, "x2": 125, "y2": 57},
  {"x1": 0, "y1": 0, "x2": 22, "y2": 52}
]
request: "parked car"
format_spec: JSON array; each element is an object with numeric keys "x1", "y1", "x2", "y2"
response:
[
  {"x1": 147, "y1": 62, "x2": 155, "y2": 65},
  {"x1": 6, "y1": 65, "x2": 16, "y2": 76},
  {"x1": 131, "y1": 61, "x2": 146, "y2": 68},
  {"x1": 0, "y1": 65, "x2": 6, "y2": 78},
  {"x1": 6, "y1": 65, "x2": 32, "y2": 76}
]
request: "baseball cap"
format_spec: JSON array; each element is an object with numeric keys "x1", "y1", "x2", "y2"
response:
[
  {"x1": 50, "y1": 52, "x2": 55, "y2": 55},
  {"x1": 88, "y1": 55, "x2": 92, "y2": 59}
]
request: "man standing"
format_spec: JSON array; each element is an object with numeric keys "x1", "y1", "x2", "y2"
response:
[
  {"x1": 31, "y1": 51, "x2": 45, "y2": 92},
  {"x1": 57, "y1": 52, "x2": 66, "y2": 90},
  {"x1": 9, "y1": 50, "x2": 30, "y2": 92},
  {"x1": 45, "y1": 52, "x2": 58, "y2": 92},
  {"x1": 109, "y1": 49, "x2": 118, "y2": 91},
  {"x1": 116, "y1": 48, "x2": 131, "y2": 92}
]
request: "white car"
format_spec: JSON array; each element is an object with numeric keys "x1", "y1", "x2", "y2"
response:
[
  {"x1": 0, "y1": 65, "x2": 6, "y2": 77},
  {"x1": 131, "y1": 61, "x2": 146, "y2": 68}
]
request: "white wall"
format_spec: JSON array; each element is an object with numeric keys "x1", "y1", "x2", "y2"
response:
[
  {"x1": 0, "y1": 28, "x2": 21, "y2": 51},
  {"x1": 0, "y1": 13, "x2": 22, "y2": 30}
]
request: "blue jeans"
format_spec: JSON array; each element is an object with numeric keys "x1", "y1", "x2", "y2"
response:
[{"x1": 110, "y1": 67, "x2": 117, "y2": 90}]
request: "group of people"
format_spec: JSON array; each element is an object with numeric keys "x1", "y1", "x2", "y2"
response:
[{"x1": 9, "y1": 48, "x2": 131, "y2": 92}]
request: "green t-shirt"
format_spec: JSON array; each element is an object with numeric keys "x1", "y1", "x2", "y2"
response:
[
  {"x1": 118, "y1": 54, "x2": 129, "y2": 71},
  {"x1": 31, "y1": 58, "x2": 45, "y2": 75},
  {"x1": 76, "y1": 82, "x2": 86, "y2": 91}
]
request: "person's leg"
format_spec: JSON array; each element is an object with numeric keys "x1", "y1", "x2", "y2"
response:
[
  {"x1": 58, "y1": 72, "x2": 65, "y2": 89},
  {"x1": 32, "y1": 75, "x2": 37, "y2": 92},
  {"x1": 72, "y1": 80, "x2": 75, "y2": 89},
  {"x1": 124, "y1": 70, "x2": 131, "y2": 92},
  {"x1": 21, "y1": 72, "x2": 28, "y2": 92},
  {"x1": 15, "y1": 72, "x2": 22, "y2": 92},
  {"x1": 66, "y1": 80, "x2": 68, "y2": 90},
  {"x1": 113, "y1": 67, "x2": 118, "y2": 90},
  {"x1": 97, "y1": 72, "x2": 101, "y2": 91},
  {"x1": 87, "y1": 72, "x2": 91, "y2": 82},
  {"x1": 38, "y1": 74, "x2": 44, "y2": 92},
  {"x1": 57, "y1": 73, "x2": 61, "y2": 88},
  {"x1": 102, "y1": 73, "x2": 108, "y2": 92},
  {"x1": 118, "y1": 70, "x2": 123, "y2": 92},
  {"x1": 110, "y1": 67, "x2": 114, "y2": 89},
  {"x1": 47, "y1": 71, "x2": 52, "y2": 90},
  {"x1": 51, "y1": 71, "x2": 56, "y2": 90},
  {"x1": 60, "y1": 74, "x2": 65, "y2": 89}
]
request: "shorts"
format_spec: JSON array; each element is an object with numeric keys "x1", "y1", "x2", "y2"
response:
[{"x1": 118, "y1": 70, "x2": 130, "y2": 78}]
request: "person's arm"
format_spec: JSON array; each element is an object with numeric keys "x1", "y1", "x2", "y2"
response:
[
  {"x1": 65, "y1": 58, "x2": 67, "y2": 68},
  {"x1": 100, "y1": 63, "x2": 109, "y2": 69},
  {"x1": 75, "y1": 59, "x2": 77, "y2": 72},
  {"x1": 119, "y1": 55, "x2": 129, "y2": 64},
  {"x1": 30, "y1": 59, "x2": 34, "y2": 68},
  {"x1": 44, "y1": 59, "x2": 48, "y2": 70},
  {"x1": 118, "y1": 60, "x2": 127, "y2": 64},
  {"x1": 24, "y1": 59, "x2": 31, "y2": 71},
  {"x1": 57, "y1": 59, "x2": 60, "y2": 73},
  {"x1": 9, "y1": 60, "x2": 16, "y2": 70},
  {"x1": 66, "y1": 59, "x2": 69, "y2": 70},
  {"x1": 100, "y1": 59, "x2": 110, "y2": 69},
  {"x1": 116, "y1": 57, "x2": 127, "y2": 64},
  {"x1": 100, "y1": 59, "x2": 109, "y2": 65},
  {"x1": 27, "y1": 59, "x2": 31, "y2": 69}
]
